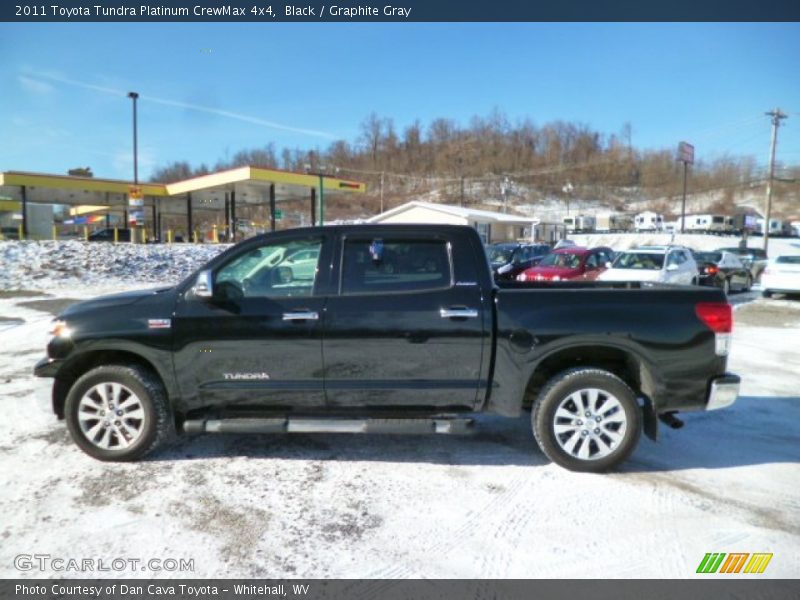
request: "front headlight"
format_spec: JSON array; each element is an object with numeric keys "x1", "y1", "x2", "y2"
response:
[{"x1": 50, "y1": 319, "x2": 72, "y2": 339}]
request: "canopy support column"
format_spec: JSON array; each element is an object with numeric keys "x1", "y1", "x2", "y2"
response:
[
  {"x1": 224, "y1": 193, "x2": 230, "y2": 241},
  {"x1": 186, "y1": 193, "x2": 193, "y2": 241},
  {"x1": 269, "y1": 184, "x2": 276, "y2": 232},
  {"x1": 20, "y1": 185, "x2": 28, "y2": 239},
  {"x1": 230, "y1": 190, "x2": 236, "y2": 242}
]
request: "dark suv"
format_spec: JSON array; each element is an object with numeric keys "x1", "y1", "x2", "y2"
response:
[
  {"x1": 88, "y1": 228, "x2": 132, "y2": 242},
  {"x1": 486, "y1": 242, "x2": 550, "y2": 280},
  {"x1": 716, "y1": 246, "x2": 768, "y2": 280}
]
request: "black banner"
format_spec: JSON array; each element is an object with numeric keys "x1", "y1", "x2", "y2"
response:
[
  {"x1": 3, "y1": 580, "x2": 800, "y2": 600},
  {"x1": 4, "y1": 0, "x2": 800, "y2": 22}
]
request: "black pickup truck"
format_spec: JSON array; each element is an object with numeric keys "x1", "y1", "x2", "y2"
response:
[{"x1": 34, "y1": 224, "x2": 740, "y2": 472}]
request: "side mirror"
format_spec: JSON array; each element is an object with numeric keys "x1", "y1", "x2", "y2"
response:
[{"x1": 193, "y1": 270, "x2": 213, "y2": 299}]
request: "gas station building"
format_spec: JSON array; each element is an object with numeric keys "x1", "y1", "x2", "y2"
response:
[{"x1": 0, "y1": 166, "x2": 366, "y2": 242}]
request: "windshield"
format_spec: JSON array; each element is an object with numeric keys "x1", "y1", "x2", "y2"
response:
[
  {"x1": 538, "y1": 252, "x2": 582, "y2": 269},
  {"x1": 486, "y1": 245, "x2": 515, "y2": 264},
  {"x1": 612, "y1": 252, "x2": 665, "y2": 270}
]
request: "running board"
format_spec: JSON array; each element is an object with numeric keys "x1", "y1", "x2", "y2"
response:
[{"x1": 182, "y1": 417, "x2": 474, "y2": 435}]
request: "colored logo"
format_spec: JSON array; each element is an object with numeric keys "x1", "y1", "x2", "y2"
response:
[{"x1": 697, "y1": 552, "x2": 773, "y2": 574}]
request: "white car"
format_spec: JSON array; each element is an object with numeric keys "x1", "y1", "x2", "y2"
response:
[
  {"x1": 761, "y1": 255, "x2": 800, "y2": 298},
  {"x1": 598, "y1": 246, "x2": 698, "y2": 285}
]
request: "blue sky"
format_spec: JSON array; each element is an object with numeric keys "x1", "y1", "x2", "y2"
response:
[{"x1": 1, "y1": 22, "x2": 799, "y2": 180}]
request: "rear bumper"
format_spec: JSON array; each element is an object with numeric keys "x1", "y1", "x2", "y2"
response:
[{"x1": 706, "y1": 373, "x2": 740, "y2": 411}]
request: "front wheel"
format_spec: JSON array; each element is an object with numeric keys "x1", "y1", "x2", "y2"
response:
[
  {"x1": 532, "y1": 368, "x2": 642, "y2": 472},
  {"x1": 65, "y1": 364, "x2": 173, "y2": 461}
]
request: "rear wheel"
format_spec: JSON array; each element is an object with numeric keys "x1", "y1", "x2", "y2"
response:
[
  {"x1": 532, "y1": 368, "x2": 642, "y2": 472},
  {"x1": 762, "y1": 289, "x2": 772, "y2": 298},
  {"x1": 722, "y1": 278, "x2": 730, "y2": 295},
  {"x1": 65, "y1": 364, "x2": 173, "y2": 461}
]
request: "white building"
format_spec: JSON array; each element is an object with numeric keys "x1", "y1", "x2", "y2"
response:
[{"x1": 368, "y1": 201, "x2": 541, "y2": 244}]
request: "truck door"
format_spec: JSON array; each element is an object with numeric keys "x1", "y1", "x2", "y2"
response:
[
  {"x1": 172, "y1": 233, "x2": 330, "y2": 412},
  {"x1": 322, "y1": 232, "x2": 487, "y2": 409}
]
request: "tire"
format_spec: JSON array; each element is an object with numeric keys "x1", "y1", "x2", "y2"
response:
[
  {"x1": 64, "y1": 364, "x2": 173, "y2": 461},
  {"x1": 722, "y1": 278, "x2": 730, "y2": 296},
  {"x1": 744, "y1": 275, "x2": 752, "y2": 292},
  {"x1": 532, "y1": 368, "x2": 642, "y2": 473},
  {"x1": 762, "y1": 290, "x2": 772, "y2": 298}
]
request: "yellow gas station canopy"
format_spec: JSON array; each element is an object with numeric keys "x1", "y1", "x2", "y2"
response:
[{"x1": 0, "y1": 166, "x2": 365, "y2": 208}]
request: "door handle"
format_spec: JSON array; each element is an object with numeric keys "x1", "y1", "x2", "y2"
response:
[
  {"x1": 282, "y1": 311, "x2": 319, "y2": 321},
  {"x1": 440, "y1": 307, "x2": 479, "y2": 319}
]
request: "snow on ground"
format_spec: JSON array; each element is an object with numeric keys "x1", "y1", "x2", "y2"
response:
[
  {"x1": 0, "y1": 239, "x2": 799, "y2": 579},
  {"x1": 0, "y1": 240, "x2": 229, "y2": 291}
]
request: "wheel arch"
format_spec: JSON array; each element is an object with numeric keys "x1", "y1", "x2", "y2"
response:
[
  {"x1": 52, "y1": 349, "x2": 171, "y2": 419},
  {"x1": 523, "y1": 343, "x2": 660, "y2": 440}
]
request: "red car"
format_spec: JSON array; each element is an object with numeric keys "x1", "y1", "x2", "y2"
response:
[{"x1": 516, "y1": 246, "x2": 615, "y2": 282}]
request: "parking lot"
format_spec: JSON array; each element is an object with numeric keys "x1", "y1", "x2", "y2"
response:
[{"x1": 1, "y1": 278, "x2": 798, "y2": 578}]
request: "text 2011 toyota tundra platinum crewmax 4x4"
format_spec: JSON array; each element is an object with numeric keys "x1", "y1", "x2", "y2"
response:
[{"x1": 34, "y1": 225, "x2": 740, "y2": 472}]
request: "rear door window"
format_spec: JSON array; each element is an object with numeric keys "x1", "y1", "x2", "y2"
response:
[{"x1": 341, "y1": 239, "x2": 453, "y2": 295}]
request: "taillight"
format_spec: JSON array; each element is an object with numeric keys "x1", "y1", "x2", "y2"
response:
[
  {"x1": 705, "y1": 265, "x2": 718, "y2": 274},
  {"x1": 695, "y1": 302, "x2": 732, "y2": 333}
]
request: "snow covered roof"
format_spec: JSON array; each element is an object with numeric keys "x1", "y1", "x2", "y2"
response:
[{"x1": 368, "y1": 201, "x2": 539, "y2": 225}]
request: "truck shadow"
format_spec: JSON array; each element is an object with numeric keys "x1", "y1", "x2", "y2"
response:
[
  {"x1": 623, "y1": 395, "x2": 800, "y2": 472},
  {"x1": 155, "y1": 395, "x2": 800, "y2": 471},
  {"x1": 157, "y1": 414, "x2": 548, "y2": 467}
]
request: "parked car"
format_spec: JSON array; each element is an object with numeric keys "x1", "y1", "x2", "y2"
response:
[
  {"x1": 486, "y1": 242, "x2": 551, "y2": 281},
  {"x1": 516, "y1": 246, "x2": 614, "y2": 282},
  {"x1": 34, "y1": 224, "x2": 739, "y2": 473},
  {"x1": 599, "y1": 245, "x2": 698, "y2": 285},
  {"x1": 692, "y1": 251, "x2": 752, "y2": 295},
  {"x1": 283, "y1": 247, "x2": 321, "y2": 281},
  {"x1": 88, "y1": 228, "x2": 132, "y2": 242},
  {"x1": 761, "y1": 255, "x2": 800, "y2": 298},
  {"x1": 716, "y1": 246, "x2": 768, "y2": 281}
]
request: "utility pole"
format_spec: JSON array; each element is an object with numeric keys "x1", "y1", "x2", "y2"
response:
[
  {"x1": 379, "y1": 171, "x2": 385, "y2": 213},
  {"x1": 763, "y1": 109, "x2": 788, "y2": 254},
  {"x1": 676, "y1": 142, "x2": 694, "y2": 234}
]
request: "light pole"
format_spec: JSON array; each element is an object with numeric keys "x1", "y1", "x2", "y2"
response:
[
  {"x1": 128, "y1": 92, "x2": 139, "y2": 185},
  {"x1": 127, "y1": 92, "x2": 139, "y2": 239},
  {"x1": 562, "y1": 182, "x2": 574, "y2": 216}
]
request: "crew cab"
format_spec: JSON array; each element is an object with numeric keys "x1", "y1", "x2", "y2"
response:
[{"x1": 34, "y1": 225, "x2": 739, "y2": 472}]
